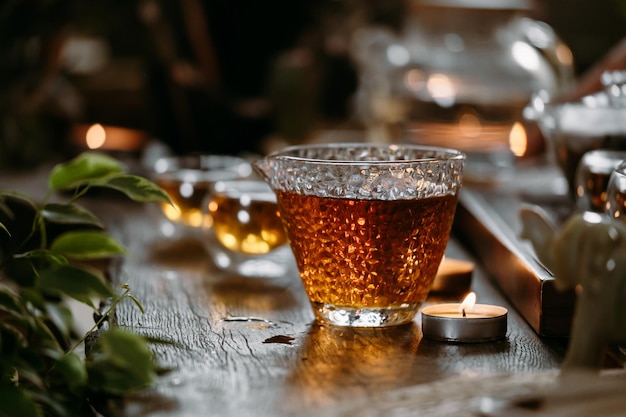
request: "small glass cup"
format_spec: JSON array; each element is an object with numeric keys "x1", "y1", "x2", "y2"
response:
[
  {"x1": 528, "y1": 71, "x2": 626, "y2": 202},
  {"x1": 605, "y1": 160, "x2": 626, "y2": 221},
  {"x1": 149, "y1": 154, "x2": 252, "y2": 237},
  {"x1": 254, "y1": 143, "x2": 465, "y2": 327},
  {"x1": 200, "y1": 180, "x2": 294, "y2": 279},
  {"x1": 575, "y1": 150, "x2": 626, "y2": 212}
]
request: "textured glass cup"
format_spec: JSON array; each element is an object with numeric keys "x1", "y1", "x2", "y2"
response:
[
  {"x1": 149, "y1": 154, "x2": 252, "y2": 237},
  {"x1": 254, "y1": 143, "x2": 465, "y2": 327},
  {"x1": 200, "y1": 180, "x2": 294, "y2": 279}
]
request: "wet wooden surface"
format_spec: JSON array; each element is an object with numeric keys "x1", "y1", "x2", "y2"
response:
[{"x1": 87, "y1": 198, "x2": 569, "y2": 417}]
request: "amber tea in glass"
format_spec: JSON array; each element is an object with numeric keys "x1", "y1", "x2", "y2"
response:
[
  {"x1": 201, "y1": 180, "x2": 293, "y2": 279},
  {"x1": 209, "y1": 181, "x2": 288, "y2": 254},
  {"x1": 575, "y1": 150, "x2": 626, "y2": 212},
  {"x1": 151, "y1": 155, "x2": 252, "y2": 230},
  {"x1": 605, "y1": 160, "x2": 626, "y2": 221},
  {"x1": 255, "y1": 143, "x2": 465, "y2": 327}
]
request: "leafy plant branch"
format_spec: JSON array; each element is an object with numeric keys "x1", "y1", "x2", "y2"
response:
[
  {"x1": 68, "y1": 283, "x2": 144, "y2": 357},
  {"x1": 0, "y1": 152, "x2": 172, "y2": 417}
]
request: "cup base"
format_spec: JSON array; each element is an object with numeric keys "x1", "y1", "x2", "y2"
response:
[
  {"x1": 208, "y1": 245, "x2": 296, "y2": 280},
  {"x1": 311, "y1": 302, "x2": 420, "y2": 328}
]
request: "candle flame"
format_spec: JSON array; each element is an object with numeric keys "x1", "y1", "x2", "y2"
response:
[
  {"x1": 85, "y1": 123, "x2": 106, "y2": 149},
  {"x1": 459, "y1": 292, "x2": 476, "y2": 316},
  {"x1": 508, "y1": 122, "x2": 527, "y2": 157}
]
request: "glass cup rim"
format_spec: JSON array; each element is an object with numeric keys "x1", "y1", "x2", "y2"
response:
[
  {"x1": 578, "y1": 150, "x2": 626, "y2": 174},
  {"x1": 264, "y1": 142, "x2": 466, "y2": 165},
  {"x1": 581, "y1": 149, "x2": 626, "y2": 162},
  {"x1": 615, "y1": 159, "x2": 626, "y2": 175},
  {"x1": 152, "y1": 154, "x2": 251, "y2": 174},
  {"x1": 211, "y1": 179, "x2": 276, "y2": 200}
]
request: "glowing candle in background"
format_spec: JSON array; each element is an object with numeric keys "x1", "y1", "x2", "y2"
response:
[
  {"x1": 508, "y1": 122, "x2": 528, "y2": 157},
  {"x1": 72, "y1": 123, "x2": 147, "y2": 152},
  {"x1": 85, "y1": 123, "x2": 107, "y2": 149}
]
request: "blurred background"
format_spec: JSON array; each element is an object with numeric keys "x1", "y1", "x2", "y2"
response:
[{"x1": 1, "y1": 0, "x2": 625, "y2": 170}]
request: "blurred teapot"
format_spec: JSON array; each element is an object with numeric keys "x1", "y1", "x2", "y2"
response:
[{"x1": 351, "y1": 0, "x2": 575, "y2": 179}]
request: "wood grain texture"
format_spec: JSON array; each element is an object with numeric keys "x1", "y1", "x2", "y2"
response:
[
  {"x1": 85, "y1": 199, "x2": 567, "y2": 417},
  {"x1": 7, "y1": 160, "x2": 626, "y2": 417}
]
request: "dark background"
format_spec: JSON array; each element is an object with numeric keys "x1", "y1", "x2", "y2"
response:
[{"x1": 1, "y1": 0, "x2": 625, "y2": 167}]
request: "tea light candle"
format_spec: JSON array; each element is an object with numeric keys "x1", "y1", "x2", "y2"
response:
[
  {"x1": 72, "y1": 123, "x2": 147, "y2": 152},
  {"x1": 421, "y1": 292, "x2": 507, "y2": 343}
]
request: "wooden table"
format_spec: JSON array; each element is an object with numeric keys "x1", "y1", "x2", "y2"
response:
[
  {"x1": 4, "y1": 162, "x2": 605, "y2": 416},
  {"x1": 77, "y1": 194, "x2": 572, "y2": 417}
]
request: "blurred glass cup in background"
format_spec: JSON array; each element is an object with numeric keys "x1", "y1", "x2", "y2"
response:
[
  {"x1": 149, "y1": 154, "x2": 252, "y2": 238},
  {"x1": 528, "y1": 70, "x2": 626, "y2": 201},
  {"x1": 575, "y1": 149, "x2": 626, "y2": 212},
  {"x1": 200, "y1": 179, "x2": 294, "y2": 279},
  {"x1": 605, "y1": 160, "x2": 626, "y2": 220}
]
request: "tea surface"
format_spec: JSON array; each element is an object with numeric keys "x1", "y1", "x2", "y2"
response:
[
  {"x1": 156, "y1": 177, "x2": 212, "y2": 227},
  {"x1": 210, "y1": 195, "x2": 287, "y2": 254},
  {"x1": 277, "y1": 191, "x2": 458, "y2": 308}
]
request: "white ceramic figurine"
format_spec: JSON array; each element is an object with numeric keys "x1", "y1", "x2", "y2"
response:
[{"x1": 520, "y1": 205, "x2": 626, "y2": 372}]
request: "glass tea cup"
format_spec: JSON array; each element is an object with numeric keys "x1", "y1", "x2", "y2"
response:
[
  {"x1": 575, "y1": 150, "x2": 626, "y2": 212},
  {"x1": 526, "y1": 71, "x2": 626, "y2": 202},
  {"x1": 254, "y1": 143, "x2": 465, "y2": 327},
  {"x1": 149, "y1": 154, "x2": 252, "y2": 237},
  {"x1": 605, "y1": 160, "x2": 626, "y2": 221},
  {"x1": 200, "y1": 179, "x2": 294, "y2": 278}
]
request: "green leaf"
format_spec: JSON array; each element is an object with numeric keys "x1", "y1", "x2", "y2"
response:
[
  {"x1": 126, "y1": 293, "x2": 145, "y2": 314},
  {"x1": 16, "y1": 289, "x2": 67, "y2": 350},
  {"x1": 14, "y1": 249, "x2": 69, "y2": 267},
  {"x1": 97, "y1": 173, "x2": 172, "y2": 204},
  {"x1": 0, "y1": 383, "x2": 41, "y2": 417},
  {"x1": 0, "y1": 190, "x2": 38, "y2": 236},
  {"x1": 14, "y1": 364, "x2": 46, "y2": 390},
  {"x1": 44, "y1": 301, "x2": 73, "y2": 342},
  {"x1": 38, "y1": 265, "x2": 114, "y2": 308},
  {"x1": 41, "y1": 203, "x2": 104, "y2": 228},
  {"x1": 48, "y1": 152, "x2": 124, "y2": 190},
  {"x1": 0, "y1": 286, "x2": 24, "y2": 314},
  {"x1": 54, "y1": 352, "x2": 88, "y2": 391},
  {"x1": 87, "y1": 328, "x2": 156, "y2": 395},
  {"x1": 19, "y1": 288, "x2": 46, "y2": 311},
  {"x1": 0, "y1": 317, "x2": 29, "y2": 350},
  {"x1": 50, "y1": 231, "x2": 125, "y2": 260},
  {"x1": 0, "y1": 196, "x2": 11, "y2": 217},
  {"x1": 0, "y1": 190, "x2": 38, "y2": 215}
]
